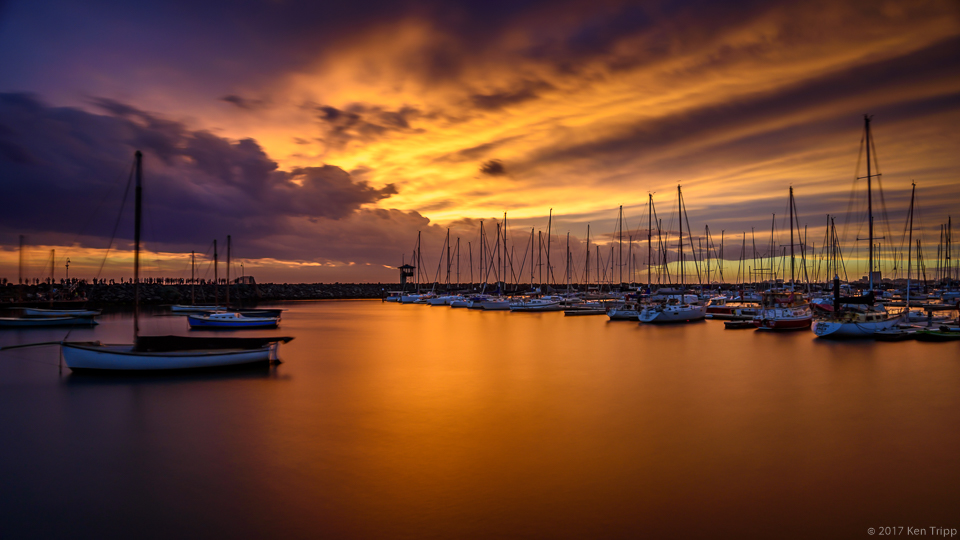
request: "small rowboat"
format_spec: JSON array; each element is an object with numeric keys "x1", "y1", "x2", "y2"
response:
[
  {"x1": 0, "y1": 316, "x2": 99, "y2": 328},
  {"x1": 187, "y1": 312, "x2": 279, "y2": 329},
  {"x1": 22, "y1": 308, "x2": 101, "y2": 317},
  {"x1": 171, "y1": 305, "x2": 223, "y2": 313}
]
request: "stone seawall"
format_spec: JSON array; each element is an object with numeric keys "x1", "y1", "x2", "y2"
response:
[{"x1": 1, "y1": 282, "x2": 407, "y2": 306}]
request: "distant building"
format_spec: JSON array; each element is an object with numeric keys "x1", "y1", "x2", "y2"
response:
[
  {"x1": 398, "y1": 264, "x2": 415, "y2": 286},
  {"x1": 236, "y1": 276, "x2": 256, "y2": 285}
]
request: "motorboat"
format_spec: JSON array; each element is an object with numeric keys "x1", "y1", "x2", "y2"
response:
[
  {"x1": 704, "y1": 297, "x2": 759, "y2": 320},
  {"x1": 754, "y1": 292, "x2": 813, "y2": 331}
]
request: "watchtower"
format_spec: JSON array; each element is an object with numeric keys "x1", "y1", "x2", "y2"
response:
[{"x1": 398, "y1": 264, "x2": 415, "y2": 287}]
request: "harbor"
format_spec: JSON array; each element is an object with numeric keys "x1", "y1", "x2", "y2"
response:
[
  {"x1": 1, "y1": 300, "x2": 958, "y2": 537},
  {"x1": 2, "y1": 0, "x2": 959, "y2": 537}
]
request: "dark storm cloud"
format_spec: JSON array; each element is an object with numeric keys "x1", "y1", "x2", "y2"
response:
[
  {"x1": 480, "y1": 159, "x2": 507, "y2": 176},
  {"x1": 0, "y1": 93, "x2": 397, "y2": 259},
  {"x1": 311, "y1": 103, "x2": 424, "y2": 150},
  {"x1": 219, "y1": 94, "x2": 269, "y2": 110}
]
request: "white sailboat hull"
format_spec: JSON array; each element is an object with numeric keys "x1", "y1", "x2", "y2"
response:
[
  {"x1": 638, "y1": 305, "x2": 706, "y2": 324},
  {"x1": 812, "y1": 317, "x2": 901, "y2": 338},
  {"x1": 62, "y1": 343, "x2": 278, "y2": 371}
]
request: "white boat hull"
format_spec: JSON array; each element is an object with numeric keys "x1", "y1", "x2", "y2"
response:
[
  {"x1": 510, "y1": 301, "x2": 561, "y2": 312},
  {"x1": 62, "y1": 343, "x2": 278, "y2": 371},
  {"x1": 812, "y1": 317, "x2": 901, "y2": 338},
  {"x1": 638, "y1": 305, "x2": 706, "y2": 324}
]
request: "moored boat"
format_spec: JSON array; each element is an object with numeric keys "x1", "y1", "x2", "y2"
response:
[
  {"x1": 171, "y1": 304, "x2": 222, "y2": 313},
  {"x1": 22, "y1": 308, "x2": 101, "y2": 317},
  {"x1": 606, "y1": 301, "x2": 640, "y2": 320},
  {"x1": 187, "y1": 312, "x2": 279, "y2": 329},
  {"x1": 56, "y1": 151, "x2": 293, "y2": 372},
  {"x1": 0, "y1": 316, "x2": 99, "y2": 328},
  {"x1": 638, "y1": 294, "x2": 706, "y2": 324},
  {"x1": 510, "y1": 296, "x2": 562, "y2": 312},
  {"x1": 63, "y1": 336, "x2": 292, "y2": 371},
  {"x1": 755, "y1": 292, "x2": 813, "y2": 331}
]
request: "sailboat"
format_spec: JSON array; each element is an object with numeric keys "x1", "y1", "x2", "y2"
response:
[
  {"x1": 812, "y1": 116, "x2": 901, "y2": 338},
  {"x1": 638, "y1": 186, "x2": 706, "y2": 324},
  {"x1": 754, "y1": 187, "x2": 813, "y2": 331},
  {"x1": 186, "y1": 236, "x2": 281, "y2": 329},
  {"x1": 171, "y1": 251, "x2": 221, "y2": 312},
  {"x1": 61, "y1": 151, "x2": 293, "y2": 371}
]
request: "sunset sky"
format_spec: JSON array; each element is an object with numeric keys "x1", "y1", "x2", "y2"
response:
[{"x1": 1, "y1": 0, "x2": 958, "y2": 284}]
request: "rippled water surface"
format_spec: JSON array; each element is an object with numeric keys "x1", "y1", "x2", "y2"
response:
[{"x1": 1, "y1": 300, "x2": 958, "y2": 539}]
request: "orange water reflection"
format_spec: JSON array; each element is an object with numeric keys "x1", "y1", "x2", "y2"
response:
[{"x1": 0, "y1": 300, "x2": 957, "y2": 538}]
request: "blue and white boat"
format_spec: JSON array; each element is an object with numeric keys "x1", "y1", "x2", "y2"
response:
[{"x1": 187, "y1": 312, "x2": 279, "y2": 329}]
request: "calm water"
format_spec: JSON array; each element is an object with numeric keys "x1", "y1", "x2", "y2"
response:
[{"x1": 1, "y1": 300, "x2": 958, "y2": 539}]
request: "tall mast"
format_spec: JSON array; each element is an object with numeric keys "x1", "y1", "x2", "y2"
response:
[
  {"x1": 618, "y1": 205, "x2": 623, "y2": 286},
  {"x1": 416, "y1": 231, "x2": 421, "y2": 292},
  {"x1": 133, "y1": 151, "x2": 142, "y2": 339},
  {"x1": 456, "y1": 237, "x2": 460, "y2": 288},
  {"x1": 446, "y1": 229, "x2": 451, "y2": 289},
  {"x1": 789, "y1": 187, "x2": 795, "y2": 290},
  {"x1": 191, "y1": 251, "x2": 196, "y2": 304},
  {"x1": 596, "y1": 245, "x2": 600, "y2": 291},
  {"x1": 906, "y1": 182, "x2": 916, "y2": 311},
  {"x1": 948, "y1": 216, "x2": 953, "y2": 287},
  {"x1": 705, "y1": 225, "x2": 710, "y2": 289},
  {"x1": 226, "y1": 235, "x2": 231, "y2": 306},
  {"x1": 213, "y1": 239, "x2": 218, "y2": 309},
  {"x1": 496, "y1": 222, "x2": 502, "y2": 292},
  {"x1": 468, "y1": 242, "x2": 473, "y2": 285},
  {"x1": 865, "y1": 114, "x2": 875, "y2": 291},
  {"x1": 546, "y1": 209, "x2": 552, "y2": 289},
  {"x1": 530, "y1": 228, "x2": 535, "y2": 290},
  {"x1": 538, "y1": 231, "x2": 543, "y2": 287},
  {"x1": 479, "y1": 222, "x2": 483, "y2": 286},
  {"x1": 586, "y1": 224, "x2": 590, "y2": 287},
  {"x1": 503, "y1": 212, "x2": 508, "y2": 291},
  {"x1": 647, "y1": 194, "x2": 652, "y2": 291},
  {"x1": 18, "y1": 234, "x2": 24, "y2": 302},
  {"x1": 678, "y1": 185, "x2": 684, "y2": 288},
  {"x1": 566, "y1": 232, "x2": 571, "y2": 292},
  {"x1": 719, "y1": 230, "x2": 724, "y2": 285},
  {"x1": 49, "y1": 249, "x2": 54, "y2": 305}
]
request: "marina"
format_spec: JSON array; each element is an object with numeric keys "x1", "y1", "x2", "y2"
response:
[
  {"x1": 1, "y1": 300, "x2": 958, "y2": 537},
  {"x1": 2, "y1": 1, "x2": 959, "y2": 536}
]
